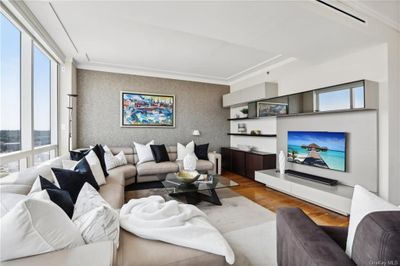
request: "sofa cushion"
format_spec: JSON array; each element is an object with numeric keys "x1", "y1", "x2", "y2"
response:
[
  {"x1": 107, "y1": 164, "x2": 136, "y2": 182},
  {"x1": 196, "y1": 160, "x2": 213, "y2": 171},
  {"x1": 176, "y1": 160, "x2": 213, "y2": 172},
  {"x1": 1, "y1": 241, "x2": 115, "y2": 266},
  {"x1": 99, "y1": 184, "x2": 124, "y2": 209},
  {"x1": 136, "y1": 161, "x2": 179, "y2": 176},
  {"x1": 117, "y1": 229, "x2": 225, "y2": 266}
]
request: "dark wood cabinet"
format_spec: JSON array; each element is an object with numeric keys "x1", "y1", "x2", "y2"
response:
[
  {"x1": 221, "y1": 147, "x2": 276, "y2": 179},
  {"x1": 231, "y1": 150, "x2": 246, "y2": 176}
]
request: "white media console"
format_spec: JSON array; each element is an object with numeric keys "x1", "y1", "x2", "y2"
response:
[{"x1": 255, "y1": 169, "x2": 354, "y2": 215}]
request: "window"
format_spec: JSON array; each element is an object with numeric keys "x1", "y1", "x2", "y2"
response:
[
  {"x1": 352, "y1": 86, "x2": 364, "y2": 109},
  {"x1": 316, "y1": 81, "x2": 365, "y2": 112},
  {"x1": 0, "y1": 14, "x2": 21, "y2": 154},
  {"x1": 318, "y1": 89, "x2": 350, "y2": 111},
  {"x1": 0, "y1": 11, "x2": 58, "y2": 176},
  {"x1": 33, "y1": 46, "x2": 51, "y2": 147}
]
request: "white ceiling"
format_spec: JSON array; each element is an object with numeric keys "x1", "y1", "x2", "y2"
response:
[{"x1": 24, "y1": 0, "x2": 396, "y2": 84}]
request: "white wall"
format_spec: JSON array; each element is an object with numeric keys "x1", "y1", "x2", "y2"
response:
[
  {"x1": 58, "y1": 61, "x2": 78, "y2": 155},
  {"x1": 230, "y1": 42, "x2": 400, "y2": 204}
]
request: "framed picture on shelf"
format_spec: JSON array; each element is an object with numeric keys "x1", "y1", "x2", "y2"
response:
[
  {"x1": 121, "y1": 91, "x2": 175, "y2": 127},
  {"x1": 257, "y1": 102, "x2": 288, "y2": 117}
]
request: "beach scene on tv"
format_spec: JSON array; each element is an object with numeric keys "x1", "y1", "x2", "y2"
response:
[
  {"x1": 122, "y1": 93, "x2": 174, "y2": 126},
  {"x1": 287, "y1": 131, "x2": 346, "y2": 172}
]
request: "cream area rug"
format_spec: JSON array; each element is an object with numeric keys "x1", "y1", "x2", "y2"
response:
[{"x1": 126, "y1": 188, "x2": 277, "y2": 266}]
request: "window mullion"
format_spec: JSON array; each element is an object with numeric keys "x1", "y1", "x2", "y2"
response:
[{"x1": 20, "y1": 32, "x2": 33, "y2": 167}]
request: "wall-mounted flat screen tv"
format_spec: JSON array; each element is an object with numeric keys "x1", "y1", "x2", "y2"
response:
[{"x1": 287, "y1": 131, "x2": 346, "y2": 172}]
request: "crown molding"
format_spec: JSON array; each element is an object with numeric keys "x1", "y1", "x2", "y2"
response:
[
  {"x1": 76, "y1": 61, "x2": 230, "y2": 85},
  {"x1": 1, "y1": 0, "x2": 66, "y2": 63},
  {"x1": 228, "y1": 57, "x2": 298, "y2": 85},
  {"x1": 339, "y1": 0, "x2": 400, "y2": 33}
]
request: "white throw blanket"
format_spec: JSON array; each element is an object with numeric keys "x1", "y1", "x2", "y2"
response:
[{"x1": 119, "y1": 196, "x2": 235, "y2": 264}]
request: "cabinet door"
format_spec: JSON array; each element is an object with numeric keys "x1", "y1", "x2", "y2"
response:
[
  {"x1": 221, "y1": 148, "x2": 232, "y2": 171},
  {"x1": 231, "y1": 150, "x2": 246, "y2": 176},
  {"x1": 245, "y1": 153, "x2": 264, "y2": 179}
]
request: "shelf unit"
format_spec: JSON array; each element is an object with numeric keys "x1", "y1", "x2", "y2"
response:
[{"x1": 227, "y1": 133, "x2": 276, "y2": 137}]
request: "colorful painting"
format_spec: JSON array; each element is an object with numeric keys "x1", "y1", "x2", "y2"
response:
[
  {"x1": 287, "y1": 131, "x2": 347, "y2": 172},
  {"x1": 257, "y1": 102, "x2": 288, "y2": 117},
  {"x1": 121, "y1": 91, "x2": 175, "y2": 127}
]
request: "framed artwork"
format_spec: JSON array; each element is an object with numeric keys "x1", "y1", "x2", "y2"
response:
[
  {"x1": 257, "y1": 102, "x2": 288, "y2": 117},
  {"x1": 121, "y1": 91, "x2": 175, "y2": 127}
]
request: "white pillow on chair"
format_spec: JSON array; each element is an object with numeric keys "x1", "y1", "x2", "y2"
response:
[
  {"x1": 345, "y1": 185, "x2": 400, "y2": 257},
  {"x1": 177, "y1": 141, "x2": 198, "y2": 161},
  {"x1": 0, "y1": 198, "x2": 84, "y2": 262},
  {"x1": 134, "y1": 140, "x2": 154, "y2": 164}
]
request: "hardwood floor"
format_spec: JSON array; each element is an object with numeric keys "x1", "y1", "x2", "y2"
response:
[{"x1": 224, "y1": 171, "x2": 349, "y2": 227}]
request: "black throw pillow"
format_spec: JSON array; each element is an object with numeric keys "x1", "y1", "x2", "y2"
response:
[
  {"x1": 69, "y1": 150, "x2": 89, "y2": 161},
  {"x1": 91, "y1": 144, "x2": 109, "y2": 177},
  {"x1": 38, "y1": 175, "x2": 59, "y2": 190},
  {"x1": 150, "y1": 144, "x2": 170, "y2": 163},
  {"x1": 46, "y1": 189, "x2": 74, "y2": 218},
  {"x1": 195, "y1": 143, "x2": 209, "y2": 160},
  {"x1": 52, "y1": 158, "x2": 99, "y2": 203},
  {"x1": 36, "y1": 176, "x2": 74, "y2": 218}
]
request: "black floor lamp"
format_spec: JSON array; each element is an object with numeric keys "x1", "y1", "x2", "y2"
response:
[{"x1": 67, "y1": 93, "x2": 78, "y2": 151}]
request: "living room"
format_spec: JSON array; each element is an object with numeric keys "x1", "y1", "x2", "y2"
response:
[{"x1": 0, "y1": 1, "x2": 399, "y2": 266}]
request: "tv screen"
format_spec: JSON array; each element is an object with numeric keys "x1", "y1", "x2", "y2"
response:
[{"x1": 287, "y1": 131, "x2": 346, "y2": 172}]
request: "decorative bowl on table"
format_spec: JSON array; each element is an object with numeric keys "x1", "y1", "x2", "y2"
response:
[{"x1": 175, "y1": 170, "x2": 200, "y2": 184}]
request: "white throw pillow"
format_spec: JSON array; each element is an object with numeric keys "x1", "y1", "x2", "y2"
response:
[
  {"x1": 72, "y1": 183, "x2": 119, "y2": 247},
  {"x1": 103, "y1": 145, "x2": 128, "y2": 170},
  {"x1": 62, "y1": 150, "x2": 106, "y2": 186},
  {"x1": 134, "y1": 140, "x2": 154, "y2": 164},
  {"x1": 0, "y1": 191, "x2": 50, "y2": 218},
  {"x1": 0, "y1": 198, "x2": 84, "y2": 262},
  {"x1": 345, "y1": 185, "x2": 400, "y2": 257},
  {"x1": 177, "y1": 141, "x2": 197, "y2": 161}
]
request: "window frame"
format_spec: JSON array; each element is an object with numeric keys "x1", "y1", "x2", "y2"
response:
[
  {"x1": 314, "y1": 81, "x2": 365, "y2": 112},
  {"x1": 0, "y1": 10, "x2": 58, "y2": 174}
]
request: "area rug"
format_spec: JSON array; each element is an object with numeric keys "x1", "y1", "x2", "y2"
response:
[{"x1": 125, "y1": 188, "x2": 277, "y2": 266}]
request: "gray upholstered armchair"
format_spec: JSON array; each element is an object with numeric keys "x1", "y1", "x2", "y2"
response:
[{"x1": 276, "y1": 208, "x2": 400, "y2": 266}]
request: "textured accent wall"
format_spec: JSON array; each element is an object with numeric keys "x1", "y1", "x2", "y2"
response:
[{"x1": 76, "y1": 69, "x2": 230, "y2": 151}]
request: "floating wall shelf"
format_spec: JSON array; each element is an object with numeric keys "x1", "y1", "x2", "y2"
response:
[{"x1": 227, "y1": 133, "x2": 277, "y2": 137}]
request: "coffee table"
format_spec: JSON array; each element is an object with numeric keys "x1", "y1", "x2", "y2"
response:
[{"x1": 159, "y1": 173, "x2": 238, "y2": 205}]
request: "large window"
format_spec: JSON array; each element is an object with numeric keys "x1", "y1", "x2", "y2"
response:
[
  {"x1": 316, "y1": 81, "x2": 365, "y2": 112},
  {"x1": 33, "y1": 46, "x2": 51, "y2": 147},
  {"x1": 0, "y1": 12, "x2": 58, "y2": 175},
  {"x1": 0, "y1": 14, "x2": 21, "y2": 154}
]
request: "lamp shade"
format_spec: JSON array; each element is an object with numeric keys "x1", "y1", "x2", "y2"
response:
[{"x1": 192, "y1": 130, "x2": 200, "y2": 136}]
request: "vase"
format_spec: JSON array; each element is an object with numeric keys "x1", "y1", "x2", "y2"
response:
[
  {"x1": 279, "y1": 151, "x2": 286, "y2": 174},
  {"x1": 183, "y1": 153, "x2": 197, "y2": 171}
]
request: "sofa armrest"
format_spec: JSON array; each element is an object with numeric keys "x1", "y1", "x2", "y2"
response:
[
  {"x1": 352, "y1": 211, "x2": 400, "y2": 266},
  {"x1": 2, "y1": 241, "x2": 115, "y2": 266},
  {"x1": 207, "y1": 152, "x2": 221, "y2": 175},
  {"x1": 277, "y1": 208, "x2": 354, "y2": 266}
]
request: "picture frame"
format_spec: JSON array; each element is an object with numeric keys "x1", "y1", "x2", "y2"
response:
[
  {"x1": 257, "y1": 102, "x2": 288, "y2": 117},
  {"x1": 120, "y1": 91, "x2": 175, "y2": 127}
]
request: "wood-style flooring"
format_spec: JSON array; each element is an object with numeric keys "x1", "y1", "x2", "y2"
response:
[{"x1": 224, "y1": 171, "x2": 349, "y2": 227}]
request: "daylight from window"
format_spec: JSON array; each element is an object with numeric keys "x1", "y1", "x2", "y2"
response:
[
  {"x1": 318, "y1": 89, "x2": 350, "y2": 111},
  {"x1": 33, "y1": 46, "x2": 51, "y2": 148},
  {"x1": 0, "y1": 14, "x2": 21, "y2": 154}
]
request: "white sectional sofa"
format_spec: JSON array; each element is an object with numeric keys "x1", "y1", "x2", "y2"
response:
[
  {"x1": 0, "y1": 149, "x2": 226, "y2": 266},
  {"x1": 106, "y1": 145, "x2": 220, "y2": 185}
]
